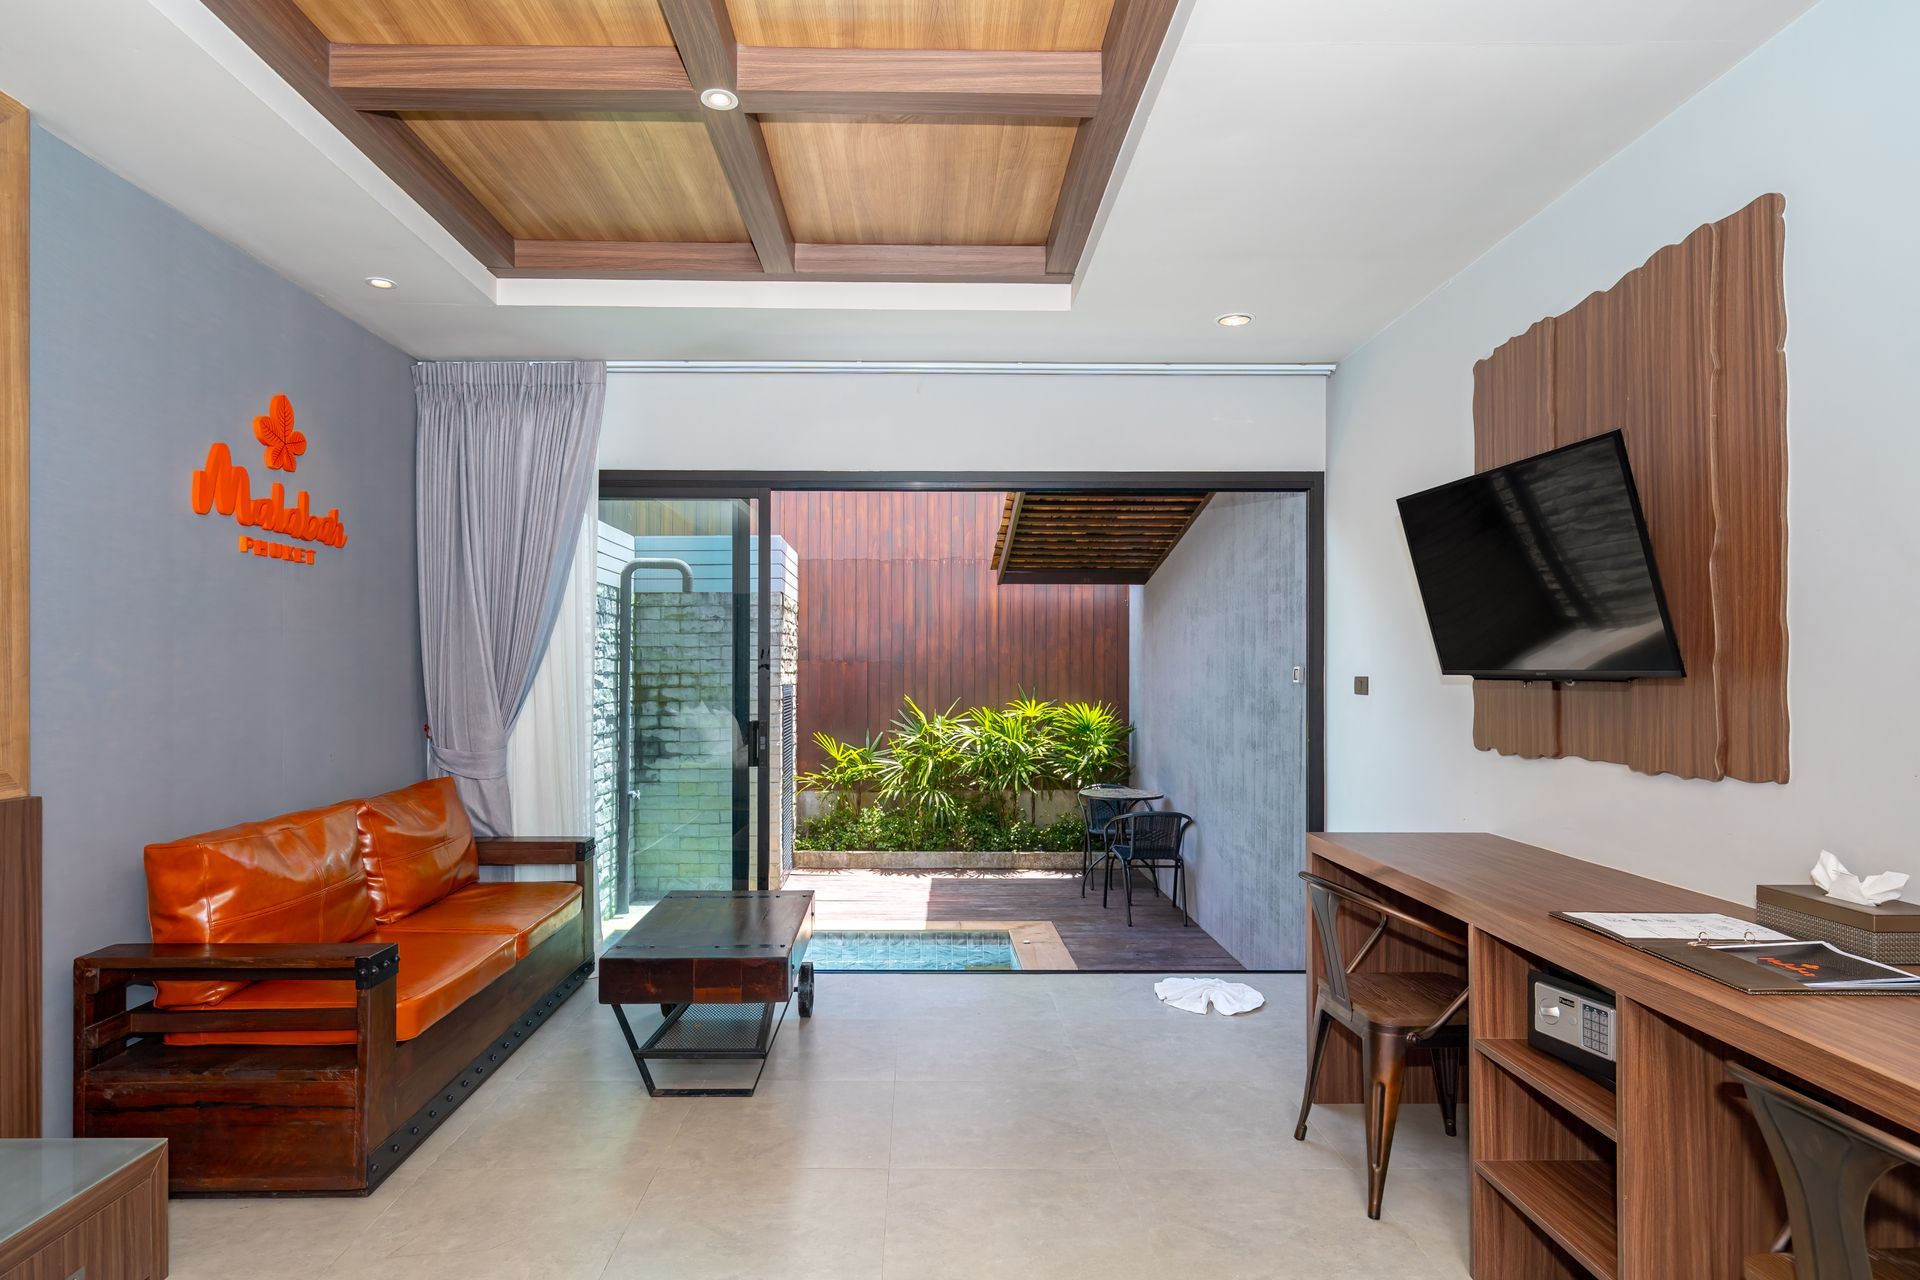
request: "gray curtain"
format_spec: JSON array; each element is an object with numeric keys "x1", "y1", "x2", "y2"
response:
[{"x1": 415, "y1": 361, "x2": 606, "y2": 836}]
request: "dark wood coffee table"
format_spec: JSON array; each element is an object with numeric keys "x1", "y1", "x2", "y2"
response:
[{"x1": 599, "y1": 890, "x2": 815, "y2": 1097}]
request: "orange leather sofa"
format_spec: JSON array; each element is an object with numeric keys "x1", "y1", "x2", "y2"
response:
[{"x1": 73, "y1": 778, "x2": 594, "y2": 1194}]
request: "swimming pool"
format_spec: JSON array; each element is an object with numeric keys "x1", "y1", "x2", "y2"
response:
[{"x1": 806, "y1": 929, "x2": 1020, "y2": 972}]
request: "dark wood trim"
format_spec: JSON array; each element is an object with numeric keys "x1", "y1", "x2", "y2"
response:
[
  {"x1": 1046, "y1": 0, "x2": 1180, "y2": 275},
  {"x1": 1, "y1": 796, "x2": 40, "y2": 1137},
  {"x1": 792, "y1": 242, "x2": 1057, "y2": 282},
  {"x1": 735, "y1": 47, "x2": 1102, "y2": 116},
  {"x1": 994, "y1": 491, "x2": 1026, "y2": 581},
  {"x1": 474, "y1": 836, "x2": 593, "y2": 865},
  {"x1": 0, "y1": 1140, "x2": 167, "y2": 1277},
  {"x1": 506, "y1": 239, "x2": 763, "y2": 279},
  {"x1": 329, "y1": 43, "x2": 693, "y2": 112},
  {"x1": 657, "y1": 0, "x2": 794, "y2": 275},
  {"x1": 0, "y1": 93, "x2": 27, "y2": 803},
  {"x1": 195, "y1": 0, "x2": 516, "y2": 270}
]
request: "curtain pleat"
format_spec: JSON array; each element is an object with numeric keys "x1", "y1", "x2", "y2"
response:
[{"x1": 415, "y1": 361, "x2": 606, "y2": 836}]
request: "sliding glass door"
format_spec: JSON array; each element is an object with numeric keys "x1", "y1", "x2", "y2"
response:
[{"x1": 593, "y1": 489, "x2": 771, "y2": 928}]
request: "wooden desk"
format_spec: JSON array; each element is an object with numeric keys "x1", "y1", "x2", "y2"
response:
[
  {"x1": 1308, "y1": 832, "x2": 1920, "y2": 1280},
  {"x1": 0, "y1": 1139, "x2": 167, "y2": 1280}
]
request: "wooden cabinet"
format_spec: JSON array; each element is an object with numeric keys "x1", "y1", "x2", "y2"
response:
[{"x1": 0, "y1": 1142, "x2": 167, "y2": 1280}]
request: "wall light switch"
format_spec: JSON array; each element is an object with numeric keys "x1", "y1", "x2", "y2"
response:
[{"x1": 1354, "y1": 676, "x2": 1370, "y2": 695}]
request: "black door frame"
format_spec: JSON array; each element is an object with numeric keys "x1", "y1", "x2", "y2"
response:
[
  {"x1": 597, "y1": 483, "x2": 774, "y2": 893},
  {"x1": 600, "y1": 470, "x2": 1326, "y2": 836}
]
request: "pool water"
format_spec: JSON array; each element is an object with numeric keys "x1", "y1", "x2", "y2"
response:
[{"x1": 806, "y1": 930, "x2": 1019, "y2": 972}]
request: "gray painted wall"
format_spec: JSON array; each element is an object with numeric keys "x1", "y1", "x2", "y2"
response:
[
  {"x1": 1130, "y1": 493, "x2": 1309, "y2": 969},
  {"x1": 28, "y1": 128, "x2": 424, "y2": 1134}
]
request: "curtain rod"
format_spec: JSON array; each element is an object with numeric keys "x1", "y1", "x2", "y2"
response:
[{"x1": 603, "y1": 360, "x2": 1335, "y2": 377}]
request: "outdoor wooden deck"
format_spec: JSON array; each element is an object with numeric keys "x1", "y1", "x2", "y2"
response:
[{"x1": 781, "y1": 869, "x2": 1245, "y2": 972}]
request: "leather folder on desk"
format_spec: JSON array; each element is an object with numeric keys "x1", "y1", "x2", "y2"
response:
[{"x1": 1553, "y1": 910, "x2": 1920, "y2": 994}]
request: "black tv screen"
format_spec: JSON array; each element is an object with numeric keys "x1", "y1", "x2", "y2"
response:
[{"x1": 1396, "y1": 431, "x2": 1684, "y2": 681}]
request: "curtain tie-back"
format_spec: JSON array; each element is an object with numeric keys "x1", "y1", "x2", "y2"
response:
[{"x1": 429, "y1": 743, "x2": 510, "y2": 781}]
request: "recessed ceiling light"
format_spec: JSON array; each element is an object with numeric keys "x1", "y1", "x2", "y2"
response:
[
  {"x1": 365, "y1": 276, "x2": 397, "y2": 290},
  {"x1": 1215, "y1": 312, "x2": 1253, "y2": 327},
  {"x1": 700, "y1": 88, "x2": 740, "y2": 111}
]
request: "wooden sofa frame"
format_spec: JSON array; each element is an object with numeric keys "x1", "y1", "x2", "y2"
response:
[{"x1": 73, "y1": 837, "x2": 596, "y2": 1195}]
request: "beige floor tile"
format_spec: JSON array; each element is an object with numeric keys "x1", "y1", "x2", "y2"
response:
[
  {"x1": 890, "y1": 1014, "x2": 1081, "y2": 1082},
  {"x1": 1065, "y1": 1015, "x2": 1296, "y2": 1084},
  {"x1": 663, "y1": 1079, "x2": 894, "y2": 1169},
  {"x1": 1100, "y1": 1080, "x2": 1354, "y2": 1171},
  {"x1": 1302, "y1": 1100, "x2": 1471, "y2": 1172},
  {"x1": 603, "y1": 1166, "x2": 886, "y2": 1279},
  {"x1": 890, "y1": 1079, "x2": 1115, "y2": 1169},
  {"x1": 434, "y1": 1078, "x2": 689, "y2": 1171},
  {"x1": 342, "y1": 1164, "x2": 653, "y2": 1266},
  {"x1": 883, "y1": 1168, "x2": 1163, "y2": 1280},
  {"x1": 166, "y1": 1192, "x2": 398, "y2": 1280},
  {"x1": 763, "y1": 1013, "x2": 900, "y2": 1082},
  {"x1": 1128, "y1": 1168, "x2": 1459, "y2": 1279}
]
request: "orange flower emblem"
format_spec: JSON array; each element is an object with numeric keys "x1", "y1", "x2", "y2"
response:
[{"x1": 253, "y1": 394, "x2": 307, "y2": 473}]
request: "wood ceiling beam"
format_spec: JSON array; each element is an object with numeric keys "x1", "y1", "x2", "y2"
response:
[
  {"x1": 657, "y1": 0, "x2": 795, "y2": 274},
  {"x1": 329, "y1": 45, "x2": 695, "y2": 112},
  {"x1": 503, "y1": 240, "x2": 1060, "y2": 283},
  {"x1": 1046, "y1": 0, "x2": 1180, "y2": 276},
  {"x1": 736, "y1": 48, "x2": 1102, "y2": 117},
  {"x1": 196, "y1": 0, "x2": 515, "y2": 270},
  {"x1": 1000, "y1": 571, "x2": 1151, "y2": 586},
  {"x1": 995, "y1": 493, "x2": 1025, "y2": 582}
]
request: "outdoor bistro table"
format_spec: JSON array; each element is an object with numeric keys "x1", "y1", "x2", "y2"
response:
[
  {"x1": 599, "y1": 890, "x2": 814, "y2": 1098},
  {"x1": 1078, "y1": 784, "x2": 1164, "y2": 806}
]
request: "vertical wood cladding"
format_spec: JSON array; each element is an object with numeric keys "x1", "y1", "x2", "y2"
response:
[
  {"x1": 1470, "y1": 194, "x2": 1789, "y2": 783},
  {"x1": 770, "y1": 491, "x2": 1129, "y2": 772}
]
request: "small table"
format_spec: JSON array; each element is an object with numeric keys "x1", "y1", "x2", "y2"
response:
[
  {"x1": 1079, "y1": 785, "x2": 1164, "y2": 806},
  {"x1": 599, "y1": 890, "x2": 815, "y2": 1098},
  {"x1": 0, "y1": 1139, "x2": 168, "y2": 1278}
]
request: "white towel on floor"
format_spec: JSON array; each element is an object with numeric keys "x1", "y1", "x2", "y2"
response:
[{"x1": 1154, "y1": 977, "x2": 1265, "y2": 1015}]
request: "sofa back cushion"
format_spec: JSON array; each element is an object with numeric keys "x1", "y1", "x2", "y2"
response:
[
  {"x1": 146, "y1": 800, "x2": 375, "y2": 1007},
  {"x1": 355, "y1": 777, "x2": 479, "y2": 925}
]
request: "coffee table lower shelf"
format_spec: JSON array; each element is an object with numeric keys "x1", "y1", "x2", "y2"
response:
[{"x1": 609, "y1": 961, "x2": 815, "y2": 1098}]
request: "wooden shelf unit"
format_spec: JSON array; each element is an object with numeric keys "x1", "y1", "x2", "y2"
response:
[{"x1": 1301, "y1": 832, "x2": 1920, "y2": 1280}]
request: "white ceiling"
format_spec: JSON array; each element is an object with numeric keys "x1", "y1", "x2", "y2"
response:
[{"x1": 3, "y1": 0, "x2": 1817, "y2": 361}]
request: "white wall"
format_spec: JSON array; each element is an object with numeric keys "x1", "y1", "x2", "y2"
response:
[
  {"x1": 600, "y1": 372, "x2": 1326, "y2": 472},
  {"x1": 1325, "y1": 0, "x2": 1920, "y2": 901}
]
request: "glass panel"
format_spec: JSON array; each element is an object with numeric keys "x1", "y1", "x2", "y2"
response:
[{"x1": 592, "y1": 496, "x2": 759, "y2": 930}]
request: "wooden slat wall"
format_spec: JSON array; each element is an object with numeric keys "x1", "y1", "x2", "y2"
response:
[
  {"x1": 1470, "y1": 194, "x2": 1789, "y2": 783},
  {"x1": 770, "y1": 491, "x2": 1129, "y2": 772}
]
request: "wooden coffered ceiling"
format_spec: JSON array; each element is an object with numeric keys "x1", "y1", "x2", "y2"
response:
[
  {"x1": 992, "y1": 491, "x2": 1211, "y2": 584},
  {"x1": 198, "y1": 0, "x2": 1180, "y2": 285}
]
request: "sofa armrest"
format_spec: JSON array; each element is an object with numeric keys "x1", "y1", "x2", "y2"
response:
[
  {"x1": 475, "y1": 836, "x2": 593, "y2": 866},
  {"x1": 77, "y1": 941, "x2": 400, "y2": 988}
]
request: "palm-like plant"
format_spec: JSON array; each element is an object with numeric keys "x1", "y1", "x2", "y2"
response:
[
  {"x1": 873, "y1": 697, "x2": 969, "y2": 822},
  {"x1": 963, "y1": 703, "x2": 1055, "y2": 821},
  {"x1": 1045, "y1": 700, "x2": 1132, "y2": 789},
  {"x1": 796, "y1": 733, "x2": 881, "y2": 812}
]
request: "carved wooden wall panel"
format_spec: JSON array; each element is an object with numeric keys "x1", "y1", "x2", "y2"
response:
[{"x1": 1469, "y1": 195, "x2": 1789, "y2": 783}]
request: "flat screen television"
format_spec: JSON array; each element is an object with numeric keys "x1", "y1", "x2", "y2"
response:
[{"x1": 1397, "y1": 431, "x2": 1685, "y2": 681}]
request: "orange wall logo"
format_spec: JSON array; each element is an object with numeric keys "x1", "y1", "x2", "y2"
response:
[{"x1": 190, "y1": 394, "x2": 348, "y2": 566}]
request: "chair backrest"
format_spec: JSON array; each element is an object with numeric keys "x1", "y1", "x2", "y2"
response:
[
  {"x1": 1080, "y1": 795, "x2": 1132, "y2": 833},
  {"x1": 1729, "y1": 1063, "x2": 1920, "y2": 1280},
  {"x1": 1298, "y1": 871, "x2": 1467, "y2": 1013},
  {"x1": 1109, "y1": 811, "x2": 1192, "y2": 854}
]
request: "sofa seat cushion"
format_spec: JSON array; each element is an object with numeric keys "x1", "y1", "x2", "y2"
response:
[
  {"x1": 163, "y1": 930, "x2": 516, "y2": 1047},
  {"x1": 380, "y1": 882, "x2": 583, "y2": 959},
  {"x1": 146, "y1": 800, "x2": 375, "y2": 1009},
  {"x1": 356, "y1": 777, "x2": 479, "y2": 925}
]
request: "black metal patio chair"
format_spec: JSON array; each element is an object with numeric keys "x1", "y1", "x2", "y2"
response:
[
  {"x1": 1079, "y1": 793, "x2": 1147, "y2": 898},
  {"x1": 1096, "y1": 811, "x2": 1194, "y2": 927}
]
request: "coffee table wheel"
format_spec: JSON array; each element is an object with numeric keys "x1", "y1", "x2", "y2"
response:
[
  {"x1": 660, "y1": 1004, "x2": 676, "y2": 1017},
  {"x1": 797, "y1": 962, "x2": 815, "y2": 1018}
]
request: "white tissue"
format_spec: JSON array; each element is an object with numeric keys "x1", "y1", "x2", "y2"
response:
[
  {"x1": 1154, "y1": 977, "x2": 1265, "y2": 1015},
  {"x1": 1811, "y1": 850, "x2": 1908, "y2": 906}
]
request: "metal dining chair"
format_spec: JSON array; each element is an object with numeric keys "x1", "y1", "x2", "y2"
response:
[
  {"x1": 1729, "y1": 1063, "x2": 1920, "y2": 1280},
  {"x1": 1294, "y1": 871, "x2": 1468, "y2": 1219},
  {"x1": 1079, "y1": 793, "x2": 1146, "y2": 898},
  {"x1": 1097, "y1": 810, "x2": 1193, "y2": 927}
]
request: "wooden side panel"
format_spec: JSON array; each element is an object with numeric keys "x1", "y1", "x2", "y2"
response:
[
  {"x1": 1471, "y1": 319, "x2": 1560, "y2": 759},
  {"x1": 1710, "y1": 195, "x2": 1790, "y2": 783},
  {"x1": 727, "y1": 0, "x2": 1118, "y2": 51},
  {"x1": 1, "y1": 797, "x2": 41, "y2": 1138},
  {"x1": 1555, "y1": 224, "x2": 1723, "y2": 779},
  {"x1": 769, "y1": 492, "x2": 1130, "y2": 772},
  {"x1": 0, "y1": 94, "x2": 26, "y2": 802},
  {"x1": 1470, "y1": 196, "x2": 1788, "y2": 782}
]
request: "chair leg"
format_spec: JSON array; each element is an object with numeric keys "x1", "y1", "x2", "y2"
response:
[
  {"x1": 1174, "y1": 859, "x2": 1189, "y2": 925},
  {"x1": 1102, "y1": 855, "x2": 1112, "y2": 909},
  {"x1": 1364, "y1": 1029, "x2": 1409, "y2": 1220},
  {"x1": 1123, "y1": 858, "x2": 1135, "y2": 926},
  {"x1": 1294, "y1": 1009, "x2": 1336, "y2": 1141},
  {"x1": 1430, "y1": 1043, "x2": 1463, "y2": 1138}
]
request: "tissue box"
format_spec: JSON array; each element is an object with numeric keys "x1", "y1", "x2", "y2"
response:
[{"x1": 1756, "y1": 884, "x2": 1920, "y2": 965}]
